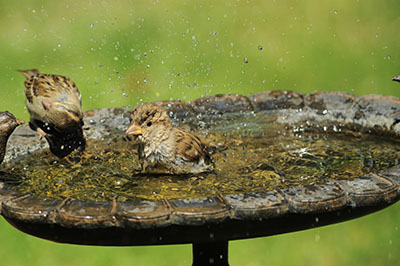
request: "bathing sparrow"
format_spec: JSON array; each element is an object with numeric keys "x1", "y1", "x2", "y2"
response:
[
  {"x1": 19, "y1": 69, "x2": 85, "y2": 158},
  {"x1": 125, "y1": 104, "x2": 214, "y2": 174}
]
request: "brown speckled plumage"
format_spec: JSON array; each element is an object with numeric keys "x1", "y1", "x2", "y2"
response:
[
  {"x1": 18, "y1": 69, "x2": 85, "y2": 158},
  {"x1": 126, "y1": 104, "x2": 214, "y2": 174},
  {"x1": 0, "y1": 112, "x2": 24, "y2": 164},
  {"x1": 19, "y1": 69, "x2": 83, "y2": 133}
]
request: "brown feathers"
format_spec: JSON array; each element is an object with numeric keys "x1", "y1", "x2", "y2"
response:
[
  {"x1": 126, "y1": 104, "x2": 214, "y2": 174},
  {"x1": 19, "y1": 69, "x2": 82, "y2": 133},
  {"x1": 174, "y1": 128, "x2": 211, "y2": 163},
  {"x1": 18, "y1": 69, "x2": 39, "y2": 79},
  {"x1": 18, "y1": 69, "x2": 85, "y2": 158},
  {"x1": 0, "y1": 111, "x2": 24, "y2": 164}
]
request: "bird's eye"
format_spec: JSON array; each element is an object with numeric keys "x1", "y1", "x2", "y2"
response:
[{"x1": 147, "y1": 121, "x2": 152, "y2": 127}]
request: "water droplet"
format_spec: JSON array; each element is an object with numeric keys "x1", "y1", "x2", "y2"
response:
[
  {"x1": 258, "y1": 45, "x2": 263, "y2": 50},
  {"x1": 333, "y1": 10, "x2": 338, "y2": 14}
]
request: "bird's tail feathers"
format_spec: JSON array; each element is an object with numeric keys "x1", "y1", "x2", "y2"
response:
[{"x1": 17, "y1": 69, "x2": 40, "y2": 79}]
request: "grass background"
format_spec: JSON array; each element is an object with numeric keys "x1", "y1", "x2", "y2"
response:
[{"x1": 0, "y1": 0, "x2": 399, "y2": 265}]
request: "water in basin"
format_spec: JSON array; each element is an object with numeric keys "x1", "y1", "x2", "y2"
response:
[{"x1": 5, "y1": 111, "x2": 400, "y2": 201}]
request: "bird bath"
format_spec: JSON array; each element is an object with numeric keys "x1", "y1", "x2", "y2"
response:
[{"x1": 1, "y1": 90, "x2": 400, "y2": 266}]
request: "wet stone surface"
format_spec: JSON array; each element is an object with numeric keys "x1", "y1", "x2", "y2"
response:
[
  {"x1": 0, "y1": 90, "x2": 399, "y2": 232},
  {"x1": 224, "y1": 191, "x2": 288, "y2": 219},
  {"x1": 116, "y1": 199, "x2": 171, "y2": 229},
  {"x1": 304, "y1": 91, "x2": 356, "y2": 118},
  {"x1": 250, "y1": 91, "x2": 304, "y2": 110},
  {"x1": 2, "y1": 195, "x2": 61, "y2": 222},
  {"x1": 281, "y1": 182, "x2": 347, "y2": 213},
  {"x1": 4, "y1": 110, "x2": 400, "y2": 202}
]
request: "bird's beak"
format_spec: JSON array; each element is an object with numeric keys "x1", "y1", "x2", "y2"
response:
[
  {"x1": 125, "y1": 123, "x2": 145, "y2": 136},
  {"x1": 16, "y1": 119, "x2": 24, "y2": 125}
]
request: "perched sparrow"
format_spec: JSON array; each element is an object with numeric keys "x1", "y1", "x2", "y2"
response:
[
  {"x1": 0, "y1": 112, "x2": 24, "y2": 164},
  {"x1": 125, "y1": 104, "x2": 214, "y2": 174},
  {"x1": 18, "y1": 69, "x2": 85, "y2": 158}
]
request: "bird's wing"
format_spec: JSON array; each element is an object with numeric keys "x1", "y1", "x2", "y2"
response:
[
  {"x1": 21, "y1": 71, "x2": 81, "y2": 106},
  {"x1": 174, "y1": 128, "x2": 210, "y2": 163}
]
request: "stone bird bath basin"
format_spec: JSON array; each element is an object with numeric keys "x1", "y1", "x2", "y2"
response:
[{"x1": 0, "y1": 90, "x2": 399, "y2": 265}]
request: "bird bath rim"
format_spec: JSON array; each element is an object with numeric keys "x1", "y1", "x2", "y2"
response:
[{"x1": 0, "y1": 90, "x2": 399, "y2": 247}]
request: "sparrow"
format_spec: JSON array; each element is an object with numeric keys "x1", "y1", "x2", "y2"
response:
[
  {"x1": 0, "y1": 112, "x2": 24, "y2": 164},
  {"x1": 18, "y1": 69, "x2": 86, "y2": 158},
  {"x1": 125, "y1": 104, "x2": 214, "y2": 174}
]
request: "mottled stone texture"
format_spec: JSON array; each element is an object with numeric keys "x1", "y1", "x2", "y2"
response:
[{"x1": 0, "y1": 90, "x2": 399, "y2": 246}]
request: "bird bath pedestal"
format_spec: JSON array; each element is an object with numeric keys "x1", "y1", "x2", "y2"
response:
[{"x1": 1, "y1": 90, "x2": 400, "y2": 266}]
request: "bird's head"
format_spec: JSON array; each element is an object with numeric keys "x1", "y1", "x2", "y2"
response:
[
  {"x1": 42, "y1": 100, "x2": 83, "y2": 132},
  {"x1": 125, "y1": 104, "x2": 171, "y2": 141}
]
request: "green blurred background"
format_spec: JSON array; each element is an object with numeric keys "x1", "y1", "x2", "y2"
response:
[{"x1": 0, "y1": 0, "x2": 400, "y2": 265}]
